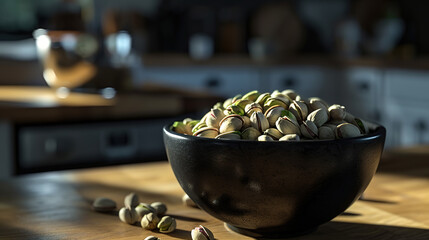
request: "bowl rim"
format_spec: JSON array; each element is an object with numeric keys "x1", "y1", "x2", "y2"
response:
[{"x1": 163, "y1": 122, "x2": 386, "y2": 144}]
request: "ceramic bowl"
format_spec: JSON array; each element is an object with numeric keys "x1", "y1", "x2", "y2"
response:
[{"x1": 163, "y1": 124, "x2": 386, "y2": 238}]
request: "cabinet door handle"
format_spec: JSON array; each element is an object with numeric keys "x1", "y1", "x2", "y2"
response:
[{"x1": 205, "y1": 78, "x2": 221, "y2": 89}]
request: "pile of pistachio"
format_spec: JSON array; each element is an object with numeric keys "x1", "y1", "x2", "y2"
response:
[{"x1": 172, "y1": 89, "x2": 371, "y2": 141}]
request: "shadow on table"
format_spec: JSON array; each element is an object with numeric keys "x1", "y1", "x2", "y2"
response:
[{"x1": 256, "y1": 221, "x2": 429, "y2": 240}]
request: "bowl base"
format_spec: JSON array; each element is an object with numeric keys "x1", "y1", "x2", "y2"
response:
[{"x1": 225, "y1": 223, "x2": 318, "y2": 239}]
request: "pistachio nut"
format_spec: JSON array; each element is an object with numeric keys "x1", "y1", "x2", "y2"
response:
[
  {"x1": 255, "y1": 92, "x2": 270, "y2": 106},
  {"x1": 141, "y1": 212, "x2": 160, "y2": 230},
  {"x1": 212, "y1": 102, "x2": 224, "y2": 110},
  {"x1": 242, "y1": 115, "x2": 251, "y2": 129},
  {"x1": 205, "y1": 108, "x2": 225, "y2": 128},
  {"x1": 263, "y1": 96, "x2": 289, "y2": 111},
  {"x1": 223, "y1": 98, "x2": 233, "y2": 109},
  {"x1": 318, "y1": 126, "x2": 336, "y2": 140},
  {"x1": 307, "y1": 108, "x2": 329, "y2": 127},
  {"x1": 225, "y1": 104, "x2": 245, "y2": 116},
  {"x1": 263, "y1": 128, "x2": 283, "y2": 140},
  {"x1": 182, "y1": 194, "x2": 198, "y2": 208},
  {"x1": 250, "y1": 111, "x2": 270, "y2": 132},
  {"x1": 124, "y1": 192, "x2": 139, "y2": 209},
  {"x1": 329, "y1": 104, "x2": 346, "y2": 120},
  {"x1": 327, "y1": 119, "x2": 347, "y2": 126},
  {"x1": 350, "y1": 118, "x2": 369, "y2": 134},
  {"x1": 171, "y1": 121, "x2": 190, "y2": 135},
  {"x1": 119, "y1": 207, "x2": 139, "y2": 225},
  {"x1": 245, "y1": 102, "x2": 263, "y2": 117},
  {"x1": 264, "y1": 105, "x2": 286, "y2": 127},
  {"x1": 157, "y1": 216, "x2": 176, "y2": 233},
  {"x1": 233, "y1": 99, "x2": 253, "y2": 110},
  {"x1": 92, "y1": 197, "x2": 116, "y2": 212},
  {"x1": 258, "y1": 134, "x2": 274, "y2": 141},
  {"x1": 144, "y1": 236, "x2": 160, "y2": 240},
  {"x1": 191, "y1": 121, "x2": 207, "y2": 133},
  {"x1": 300, "y1": 120, "x2": 318, "y2": 139},
  {"x1": 183, "y1": 118, "x2": 194, "y2": 125},
  {"x1": 215, "y1": 131, "x2": 241, "y2": 140},
  {"x1": 308, "y1": 97, "x2": 329, "y2": 112},
  {"x1": 241, "y1": 127, "x2": 261, "y2": 140},
  {"x1": 150, "y1": 202, "x2": 167, "y2": 216},
  {"x1": 279, "y1": 134, "x2": 300, "y2": 141},
  {"x1": 193, "y1": 127, "x2": 219, "y2": 138},
  {"x1": 242, "y1": 90, "x2": 260, "y2": 102},
  {"x1": 289, "y1": 100, "x2": 309, "y2": 122},
  {"x1": 231, "y1": 94, "x2": 242, "y2": 104},
  {"x1": 219, "y1": 114, "x2": 244, "y2": 133},
  {"x1": 336, "y1": 123, "x2": 362, "y2": 139},
  {"x1": 275, "y1": 114, "x2": 301, "y2": 135},
  {"x1": 282, "y1": 89, "x2": 298, "y2": 101},
  {"x1": 135, "y1": 203, "x2": 157, "y2": 220},
  {"x1": 191, "y1": 225, "x2": 215, "y2": 240}
]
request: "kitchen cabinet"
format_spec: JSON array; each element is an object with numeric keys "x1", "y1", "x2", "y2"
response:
[
  {"x1": 384, "y1": 69, "x2": 429, "y2": 147},
  {"x1": 137, "y1": 66, "x2": 260, "y2": 98}
]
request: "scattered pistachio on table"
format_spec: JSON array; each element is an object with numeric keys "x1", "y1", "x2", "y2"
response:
[
  {"x1": 150, "y1": 202, "x2": 168, "y2": 216},
  {"x1": 124, "y1": 192, "x2": 139, "y2": 209},
  {"x1": 92, "y1": 197, "x2": 116, "y2": 212},
  {"x1": 157, "y1": 216, "x2": 176, "y2": 233},
  {"x1": 191, "y1": 225, "x2": 215, "y2": 240},
  {"x1": 135, "y1": 203, "x2": 156, "y2": 221},
  {"x1": 183, "y1": 194, "x2": 198, "y2": 208},
  {"x1": 144, "y1": 236, "x2": 160, "y2": 240},
  {"x1": 141, "y1": 212, "x2": 160, "y2": 230},
  {"x1": 119, "y1": 207, "x2": 139, "y2": 225},
  {"x1": 172, "y1": 89, "x2": 374, "y2": 140}
]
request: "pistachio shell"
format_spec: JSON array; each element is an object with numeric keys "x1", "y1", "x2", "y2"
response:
[
  {"x1": 336, "y1": 123, "x2": 362, "y2": 139},
  {"x1": 223, "y1": 98, "x2": 233, "y2": 109},
  {"x1": 245, "y1": 102, "x2": 263, "y2": 117},
  {"x1": 192, "y1": 121, "x2": 207, "y2": 133},
  {"x1": 234, "y1": 99, "x2": 253, "y2": 110},
  {"x1": 215, "y1": 131, "x2": 241, "y2": 140},
  {"x1": 183, "y1": 194, "x2": 198, "y2": 208},
  {"x1": 172, "y1": 121, "x2": 189, "y2": 135},
  {"x1": 157, "y1": 216, "x2": 176, "y2": 233},
  {"x1": 241, "y1": 127, "x2": 261, "y2": 140},
  {"x1": 225, "y1": 105, "x2": 245, "y2": 116},
  {"x1": 307, "y1": 108, "x2": 329, "y2": 127},
  {"x1": 144, "y1": 236, "x2": 160, "y2": 240},
  {"x1": 351, "y1": 118, "x2": 369, "y2": 134},
  {"x1": 193, "y1": 127, "x2": 219, "y2": 138},
  {"x1": 92, "y1": 197, "x2": 116, "y2": 212},
  {"x1": 119, "y1": 207, "x2": 139, "y2": 225},
  {"x1": 263, "y1": 128, "x2": 283, "y2": 140},
  {"x1": 150, "y1": 202, "x2": 167, "y2": 216},
  {"x1": 289, "y1": 100, "x2": 309, "y2": 122},
  {"x1": 212, "y1": 102, "x2": 224, "y2": 110},
  {"x1": 258, "y1": 135, "x2": 274, "y2": 141},
  {"x1": 135, "y1": 203, "x2": 156, "y2": 221},
  {"x1": 282, "y1": 89, "x2": 298, "y2": 101},
  {"x1": 279, "y1": 134, "x2": 300, "y2": 141},
  {"x1": 329, "y1": 104, "x2": 346, "y2": 120},
  {"x1": 264, "y1": 105, "x2": 286, "y2": 127},
  {"x1": 300, "y1": 120, "x2": 318, "y2": 139},
  {"x1": 255, "y1": 92, "x2": 270, "y2": 106},
  {"x1": 219, "y1": 115, "x2": 244, "y2": 133},
  {"x1": 141, "y1": 212, "x2": 160, "y2": 230},
  {"x1": 250, "y1": 112, "x2": 269, "y2": 132},
  {"x1": 191, "y1": 225, "x2": 215, "y2": 240},
  {"x1": 125, "y1": 192, "x2": 139, "y2": 209},
  {"x1": 232, "y1": 94, "x2": 242, "y2": 104},
  {"x1": 264, "y1": 97, "x2": 289, "y2": 111},
  {"x1": 242, "y1": 115, "x2": 251, "y2": 129},
  {"x1": 242, "y1": 90, "x2": 260, "y2": 101},
  {"x1": 308, "y1": 97, "x2": 329, "y2": 112},
  {"x1": 275, "y1": 116, "x2": 301, "y2": 135},
  {"x1": 318, "y1": 126, "x2": 336, "y2": 140},
  {"x1": 205, "y1": 108, "x2": 225, "y2": 128}
]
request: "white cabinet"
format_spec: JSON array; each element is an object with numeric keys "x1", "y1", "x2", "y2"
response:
[
  {"x1": 341, "y1": 67, "x2": 384, "y2": 123},
  {"x1": 263, "y1": 66, "x2": 335, "y2": 102},
  {"x1": 384, "y1": 69, "x2": 429, "y2": 147},
  {"x1": 136, "y1": 66, "x2": 260, "y2": 98}
]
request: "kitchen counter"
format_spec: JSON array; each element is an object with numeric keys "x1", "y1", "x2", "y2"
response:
[{"x1": 1, "y1": 148, "x2": 429, "y2": 240}]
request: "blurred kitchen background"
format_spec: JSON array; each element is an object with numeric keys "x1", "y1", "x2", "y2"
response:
[{"x1": 0, "y1": 0, "x2": 428, "y2": 178}]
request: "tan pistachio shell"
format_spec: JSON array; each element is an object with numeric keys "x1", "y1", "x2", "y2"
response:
[
  {"x1": 241, "y1": 127, "x2": 261, "y2": 140},
  {"x1": 282, "y1": 89, "x2": 298, "y2": 101},
  {"x1": 119, "y1": 207, "x2": 139, "y2": 225},
  {"x1": 264, "y1": 105, "x2": 286, "y2": 127},
  {"x1": 308, "y1": 97, "x2": 329, "y2": 112},
  {"x1": 255, "y1": 92, "x2": 270, "y2": 106},
  {"x1": 157, "y1": 216, "x2": 177, "y2": 233},
  {"x1": 329, "y1": 104, "x2": 346, "y2": 120},
  {"x1": 279, "y1": 134, "x2": 300, "y2": 141},
  {"x1": 336, "y1": 123, "x2": 362, "y2": 139},
  {"x1": 250, "y1": 111, "x2": 270, "y2": 132},
  {"x1": 193, "y1": 127, "x2": 219, "y2": 138},
  {"x1": 141, "y1": 212, "x2": 160, "y2": 230},
  {"x1": 307, "y1": 108, "x2": 329, "y2": 127},
  {"x1": 205, "y1": 108, "x2": 225, "y2": 128},
  {"x1": 192, "y1": 225, "x2": 215, "y2": 240},
  {"x1": 219, "y1": 114, "x2": 244, "y2": 133},
  {"x1": 263, "y1": 128, "x2": 283, "y2": 140},
  {"x1": 289, "y1": 100, "x2": 309, "y2": 122},
  {"x1": 245, "y1": 102, "x2": 263, "y2": 117},
  {"x1": 242, "y1": 115, "x2": 251, "y2": 129},
  {"x1": 275, "y1": 116, "x2": 301, "y2": 135},
  {"x1": 318, "y1": 126, "x2": 336, "y2": 140},
  {"x1": 300, "y1": 120, "x2": 318, "y2": 139},
  {"x1": 258, "y1": 135, "x2": 274, "y2": 141},
  {"x1": 124, "y1": 192, "x2": 139, "y2": 209},
  {"x1": 215, "y1": 131, "x2": 241, "y2": 140}
]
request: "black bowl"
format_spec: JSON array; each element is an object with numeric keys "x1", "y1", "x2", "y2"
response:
[{"x1": 163, "y1": 125, "x2": 386, "y2": 238}]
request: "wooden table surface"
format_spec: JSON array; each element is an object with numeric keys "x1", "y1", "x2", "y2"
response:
[{"x1": 1, "y1": 149, "x2": 429, "y2": 240}]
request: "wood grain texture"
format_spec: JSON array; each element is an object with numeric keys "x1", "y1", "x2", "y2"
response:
[{"x1": 1, "y1": 152, "x2": 429, "y2": 240}]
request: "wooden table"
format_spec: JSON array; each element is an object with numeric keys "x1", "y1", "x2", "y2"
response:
[{"x1": 1, "y1": 149, "x2": 429, "y2": 240}]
